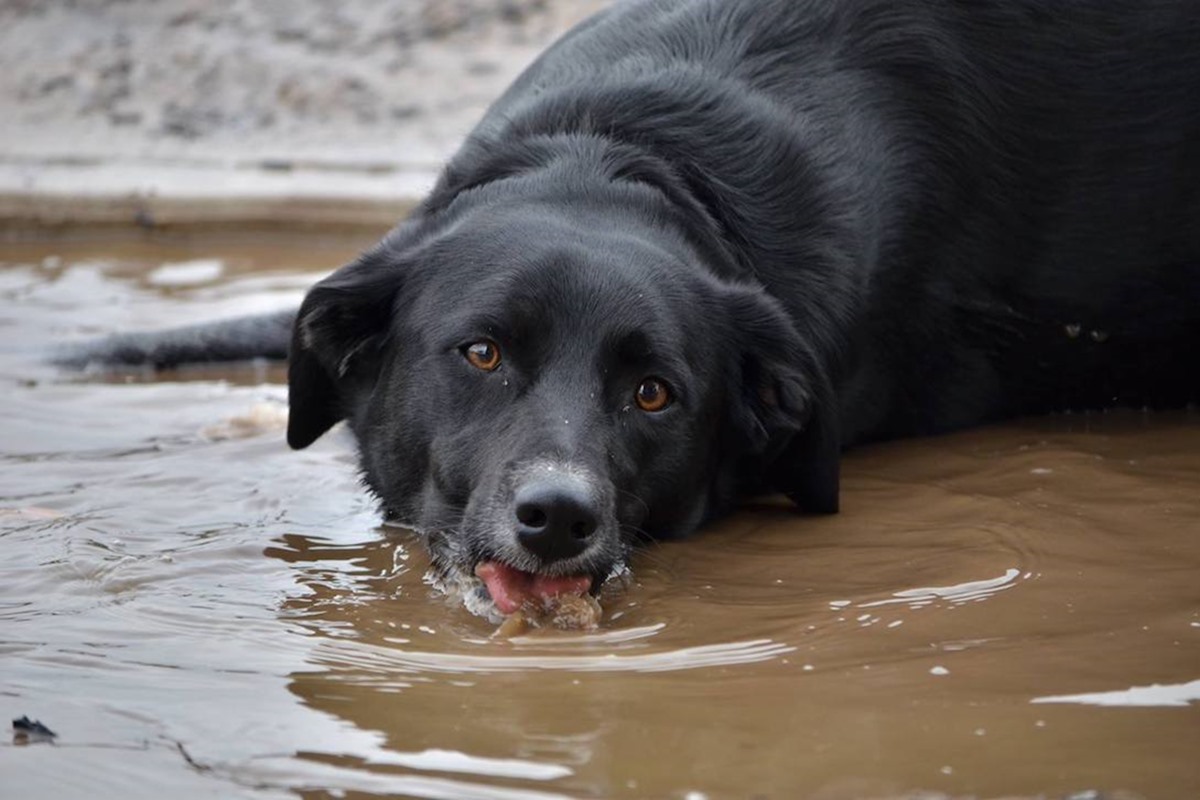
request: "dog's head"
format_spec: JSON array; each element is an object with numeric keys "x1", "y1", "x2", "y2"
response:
[{"x1": 285, "y1": 189, "x2": 838, "y2": 616}]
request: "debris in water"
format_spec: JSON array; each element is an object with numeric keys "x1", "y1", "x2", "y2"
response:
[
  {"x1": 201, "y1": 402, "x2": 289, "y2": 440},
  {"x1": 494, "y1": 609, "x2": 532, "y2": 638},
  {"x1": 12, "y1": 716, "x2": 56, "y2": 744},
  {"x1": 492, "y1": 593, "x2": 603, "y2": 638}
]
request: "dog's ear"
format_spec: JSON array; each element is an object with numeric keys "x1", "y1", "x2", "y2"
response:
[
  {"x1": 724, "y1": 284, "x2": 841, "y2": 513},
  {"x1": 287, "y1": 251, "x2": 403, "y2": 450}
]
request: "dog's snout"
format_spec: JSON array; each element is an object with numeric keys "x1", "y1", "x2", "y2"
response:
[{"x1": 513, "y1": 480, "x2": 599, "y2": 562}]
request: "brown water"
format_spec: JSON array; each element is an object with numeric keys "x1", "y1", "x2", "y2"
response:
[{"x1": 1, "y1": 231, "x2": 1198, "y2": 800}]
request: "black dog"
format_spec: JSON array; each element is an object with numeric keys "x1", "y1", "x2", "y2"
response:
[{"x1": 66, "y1": 0, "x2": 1200, "y2": 615}]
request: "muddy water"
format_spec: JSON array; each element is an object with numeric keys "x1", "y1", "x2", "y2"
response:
[{"x1": 1, "y1": 232, "x2": 1197, "y2": 800}]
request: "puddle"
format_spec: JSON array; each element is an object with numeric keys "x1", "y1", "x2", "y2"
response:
[{"x1": 1, "y1": 232, "x2": 1198, "y2": 799}]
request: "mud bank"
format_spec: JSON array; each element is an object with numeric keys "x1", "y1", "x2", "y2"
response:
[{"x1": 0, "y1": 0, "x2": 609, "y2": 222}]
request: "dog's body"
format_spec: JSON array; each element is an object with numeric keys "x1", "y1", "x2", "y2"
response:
[
  {"x1": 67, "y1": 0, "x2": 1200, "y2": 614},
  {"x1": 475, "y1": 0, "x2": 1200, "y2": 435}
]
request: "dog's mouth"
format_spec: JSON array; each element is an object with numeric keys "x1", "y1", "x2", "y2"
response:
[
  {"x1": 414, "y1": 520, "x2": 627, "y2": 623},
  {"x1": 473, "y1": 560, "x2": 594, "y2": 615}
]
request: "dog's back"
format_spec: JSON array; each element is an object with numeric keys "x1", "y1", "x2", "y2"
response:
[{"x1": 456, "y1": 0, "x2": 1200, "y2": 439}]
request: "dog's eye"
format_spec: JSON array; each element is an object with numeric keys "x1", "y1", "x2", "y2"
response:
[
  {"x1": 463, "y1": 340, "x2": 501, "y2": 371},
  {"x1": 634, "y1": 377, "x2": 672, "y2": 412}
]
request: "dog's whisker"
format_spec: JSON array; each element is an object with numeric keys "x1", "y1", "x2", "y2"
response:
[{"x1": 616, "y1": 488, "x2": 651, "y2": 517}]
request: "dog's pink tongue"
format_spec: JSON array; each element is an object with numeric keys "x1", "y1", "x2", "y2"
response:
[{"x1": 474, "y1": 561, "x2": 592, "y2": 615}]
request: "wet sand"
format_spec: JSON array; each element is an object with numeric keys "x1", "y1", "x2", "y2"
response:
[
  {"x1": 0, "y1": 0, "x2": 609, "y2": 210},
  {"x1": 1, "y1": 232, "x2": 1198, "y2": 799}
]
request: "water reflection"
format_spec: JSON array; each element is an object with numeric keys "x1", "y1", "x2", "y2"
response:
[
  {"x1": 1032, "y1": 679, "x2": 1200, "y2": 708},
  {"x1": 856, "y1": 567, "x2": 1026, "y2": 608}
]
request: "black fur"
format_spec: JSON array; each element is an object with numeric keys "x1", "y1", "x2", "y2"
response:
[
  {"x1": 55, "y1": 310, "x2": 295, "y2": 370},
  {"x1": 68, "y1": 0, "x2": 1200, "y2": 604}
]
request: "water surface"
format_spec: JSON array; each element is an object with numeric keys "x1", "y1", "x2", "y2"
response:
[{"x1": 1, "y1": 232, "x2": 1197, "y2": 799}]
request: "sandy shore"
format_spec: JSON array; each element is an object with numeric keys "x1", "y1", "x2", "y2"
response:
[{"x1": 0, "y1": 0, "x2": 609, "y2": 224}]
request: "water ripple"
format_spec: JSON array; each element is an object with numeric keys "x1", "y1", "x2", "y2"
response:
[
  {"x1": 312, "y1": 636, "x2": 795, "y2": 676},
  {"x1": 856, "y1": 567, "x2": 1026, "y2": 609}
]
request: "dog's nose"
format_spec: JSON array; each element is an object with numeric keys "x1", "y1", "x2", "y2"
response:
[{"x1": 513, "y1": 481, "x2": 599, "y2": 562}]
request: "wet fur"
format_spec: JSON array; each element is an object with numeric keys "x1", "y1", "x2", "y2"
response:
[{"x1": 66, "y1": 0, "x2": 1200, "y2": 589}]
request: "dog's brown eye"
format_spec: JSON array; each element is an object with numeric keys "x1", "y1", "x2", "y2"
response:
[
  {"x1": 635, "y1": 377, "x2": 671, "y2": 412},
  {"x1": 464, "y1": 340, "x2": 501, "y2": 371}
]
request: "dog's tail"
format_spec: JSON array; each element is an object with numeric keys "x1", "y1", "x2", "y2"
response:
[{"x1": 52, "y1": 309, "x2": 296, "y2": 370}]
